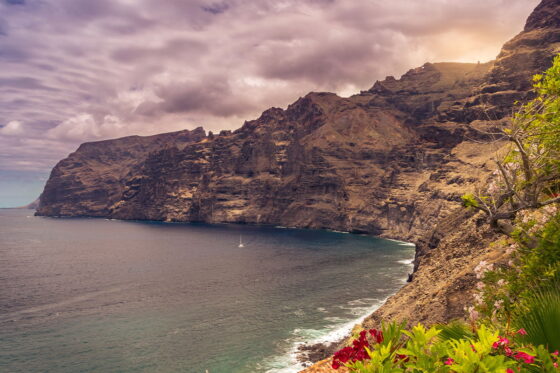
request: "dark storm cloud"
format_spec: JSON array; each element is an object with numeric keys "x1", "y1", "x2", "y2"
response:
[
  {"x1": 202, "y1": 2, "x2": 230, "y2": 15},
  {"x1": 136, "y1": 77, "x2": 259, "y2": 118},
  {"x1": 4, "y1": 0, "x2": 25, "y2": 5},
  {"x1": 0, "y1": 0, "x2": 541, "y2": 175}
]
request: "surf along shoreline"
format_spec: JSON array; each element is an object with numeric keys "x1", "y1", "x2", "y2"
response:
[
  {"x1": 292, "y1": 242, "x2": 415, "y2": 370},
  {"x1": 32, "y1": 213, "x2": 418, "y2": 372}
]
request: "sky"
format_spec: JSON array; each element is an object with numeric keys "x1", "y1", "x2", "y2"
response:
[{"x1": 0, "y1": 0, "x2": 540, "y2": 207}]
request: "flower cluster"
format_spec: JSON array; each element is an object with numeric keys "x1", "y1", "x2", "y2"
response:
[
  {"x1": 469, "y1": 250, "x2": 519, "y2": 322},
  {"x1": 489, "y1": 330, "x2": 560, "y2": 368},
  {"x1": 331, "y1": 329, "x2": 383, "y2": 369},
  {"x1": 474, "y1": 260, "x2": 494, "y2": 279},
  {"x1": 516, "y1": 204, "x2": 559, "y2": 235}
]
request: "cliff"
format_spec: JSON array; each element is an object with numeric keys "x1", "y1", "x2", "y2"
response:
[
  {"x1": 37, "y1": 22, "x2": 558, "y2": 241},
  {"x1": 35, "y1": 0, "x2": 560, "y2": 369},
  {"x1": 300, "y1": 0, "x2": 560, "y2": 370},
  {"x1": 36, "y1": 128, "x2": 206, "y2": 217}
]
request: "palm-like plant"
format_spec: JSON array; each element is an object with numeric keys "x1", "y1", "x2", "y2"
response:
[{"x1": 513, "y1": 282, "x2": 560, "y2": 352}]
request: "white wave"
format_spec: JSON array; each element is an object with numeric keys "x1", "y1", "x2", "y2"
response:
[
  {"x1": 262, "y1": 257, "x2": 415, "y2": 372},
  {"x1": 262, "y1": 297, "x2": 388, "y2": 373},
  {"x1": 326, "y1": 229, "x2": 350, "y2": 234},
  {"x1": 323, "y1": 316, "x2": 346, "y2": 323},
  {"x1": 397, "y1": 259, "x2": 414, "y2": 265},
  {"x1": 384, "y1": 238, "x2": 416, "y2": 246}
]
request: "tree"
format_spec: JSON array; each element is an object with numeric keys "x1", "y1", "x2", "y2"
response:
[{"x1": 462, "y1": 54, "x2": 560, "y2": 244}]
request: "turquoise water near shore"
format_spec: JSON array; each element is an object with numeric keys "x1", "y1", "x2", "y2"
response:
[{"x1": 0, "y1": 209, "x2": 414, "y2": 373}]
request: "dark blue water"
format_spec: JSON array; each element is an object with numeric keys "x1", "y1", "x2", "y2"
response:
[{"x1": 0, "y1": 209, "x2": 414, "y2": 373}]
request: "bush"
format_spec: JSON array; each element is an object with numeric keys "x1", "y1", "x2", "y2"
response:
[{"x1": 332, "y1": 322, "x2": 559, "y2": 372}]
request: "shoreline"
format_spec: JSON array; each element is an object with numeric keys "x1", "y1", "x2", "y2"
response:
[
  {"x1": 262, "y1": 252, "x2": 415, "y2": 373},
  {"x1": 35, "y1": 213, "x2": 417, "y2": 245}
]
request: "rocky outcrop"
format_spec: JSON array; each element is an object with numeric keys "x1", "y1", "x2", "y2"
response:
[
  {"x1": 17, "y1": 198, "x2": 39, "y2": 210},
  {"x1": 36, "y1": 0, "x2": 560, "y2": 369},
  {"x1": 36, "y1": 128, "x2": 206, "y2": 217}
]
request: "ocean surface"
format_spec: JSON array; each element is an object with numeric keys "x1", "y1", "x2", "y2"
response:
[{"x1": 0, "y1": 209, "x2": 415, "y2": 373}]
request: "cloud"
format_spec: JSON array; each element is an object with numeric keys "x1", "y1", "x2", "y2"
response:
[
  {"x1": 0, "y1": 0, "x2": 541, "y2": 175},
  {"x1": 0, "y1": 120, "x2": 24, "y2": 135},
  {"x1": 0, "y1": 77, "x2": 57, "y2": 90},
  {"x1": 202, "y1": 1, "x2": 230, "y2": 15},
  {"x1": 46, "y1": 114, "x2": 125, "y2": 141},
  {"x1": 4, "y1": 0, "x2": 25, "y2": 5}
]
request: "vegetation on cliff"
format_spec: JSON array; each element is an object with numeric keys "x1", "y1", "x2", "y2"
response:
[{"x1": 330, "y1": 55, "x2": 560, "y2": 372}]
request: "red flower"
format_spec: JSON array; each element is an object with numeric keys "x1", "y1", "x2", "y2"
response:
[
  {"x1": 516, "y1": 328, "x2": 527, "y2": 336},
  {"x1": 394, "y1": 354, "x2": 409, "y2": 363},
  {"x1": 444, "y1": 358, "x2": 454, "y2": 365},
  {"x1": 332, "y1": 331, "x2": 375, "y2": 369},
  {"x1": 514, "y1": 351, "x2": 535, "y2": 364},
  {"x1": 368, "y1": 328, "x2": 384, "y2": 344}
]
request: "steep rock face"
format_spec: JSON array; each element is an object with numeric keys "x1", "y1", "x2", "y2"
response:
[
  {"x1": 38, "y1": 65, "x2": 501, "y2": 242},
  {"x1": 36, "y1": 128, "x2": 206, "y2": 216},
  {"x1": 487, "y1": 0, "x2": 560, "y2": 92},
  {"x1": 299, "y1": 2, "x2": 560, "y2": 370},
  {"x1": 37, "y1": 0, "x2": 560, "y2": 246}
]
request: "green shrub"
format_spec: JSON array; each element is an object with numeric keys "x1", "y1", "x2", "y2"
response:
[{"x1": 331, "y1": 321, "x2": 560, "y2": 372}]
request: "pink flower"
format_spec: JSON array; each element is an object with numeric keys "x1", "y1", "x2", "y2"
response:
[
  {"x1": 514, "y1": 351, "x2": 535, "y2": 364},
  {"x1": 553, "y1": 350, "x2": 559, "y2": 356},
  {"x1": 444, "y1": 358, "x2": 454, "y2": 365},
  {"x1": 493, "y1": 337, "x2": 510, "y2": 349},
  {"x1": 516, "y1": 328, "x2": 527, "y2": 335},
  {"x1": 506, "y1": 369, "x2": 515, "y2": 373}
]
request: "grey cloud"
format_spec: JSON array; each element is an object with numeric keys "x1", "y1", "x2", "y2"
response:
[
  {"x1": 4, "y1": 0, "x2": 25, "y2": 5},
  {"x1": 0, "y1": 0, "x2": 541, "y2": 176},
  {"x1": 137, "y1": 78, "x2": 257, "y2": 118},
  {"x1": 0, "y1": 45, "x2": 30, "y2": 61},
  {"x1": 0, "y1": 20, "x2": 7, "y2": 36},
  {"x1": 202, "y1": 2, "x2": 230, "y2": 15},
  {"x1": 0, "y1": 77, "x2": 58, "y2": 91},
  {"x1": 60, "y1": 0, "x2": 124, "y2": 22},
  {"x1": 111, "y1": 38, "x2": 208, "y2": 64}
]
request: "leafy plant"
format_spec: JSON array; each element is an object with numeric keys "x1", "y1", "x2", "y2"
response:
[
  {"x1": 330, "y1": 322, "x2": 559, "y2": 372},
  {"x1": 513, "y1": 282, "x2": 560, "y2": 352}
]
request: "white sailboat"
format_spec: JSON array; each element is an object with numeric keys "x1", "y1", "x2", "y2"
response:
[{"x1": 238, "y1": 235, "x2": 244, "y2": 248}]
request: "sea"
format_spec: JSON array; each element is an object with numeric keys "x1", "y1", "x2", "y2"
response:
[{"x1": 0, "y1": 209, "x2": 415, "y2": 373}]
